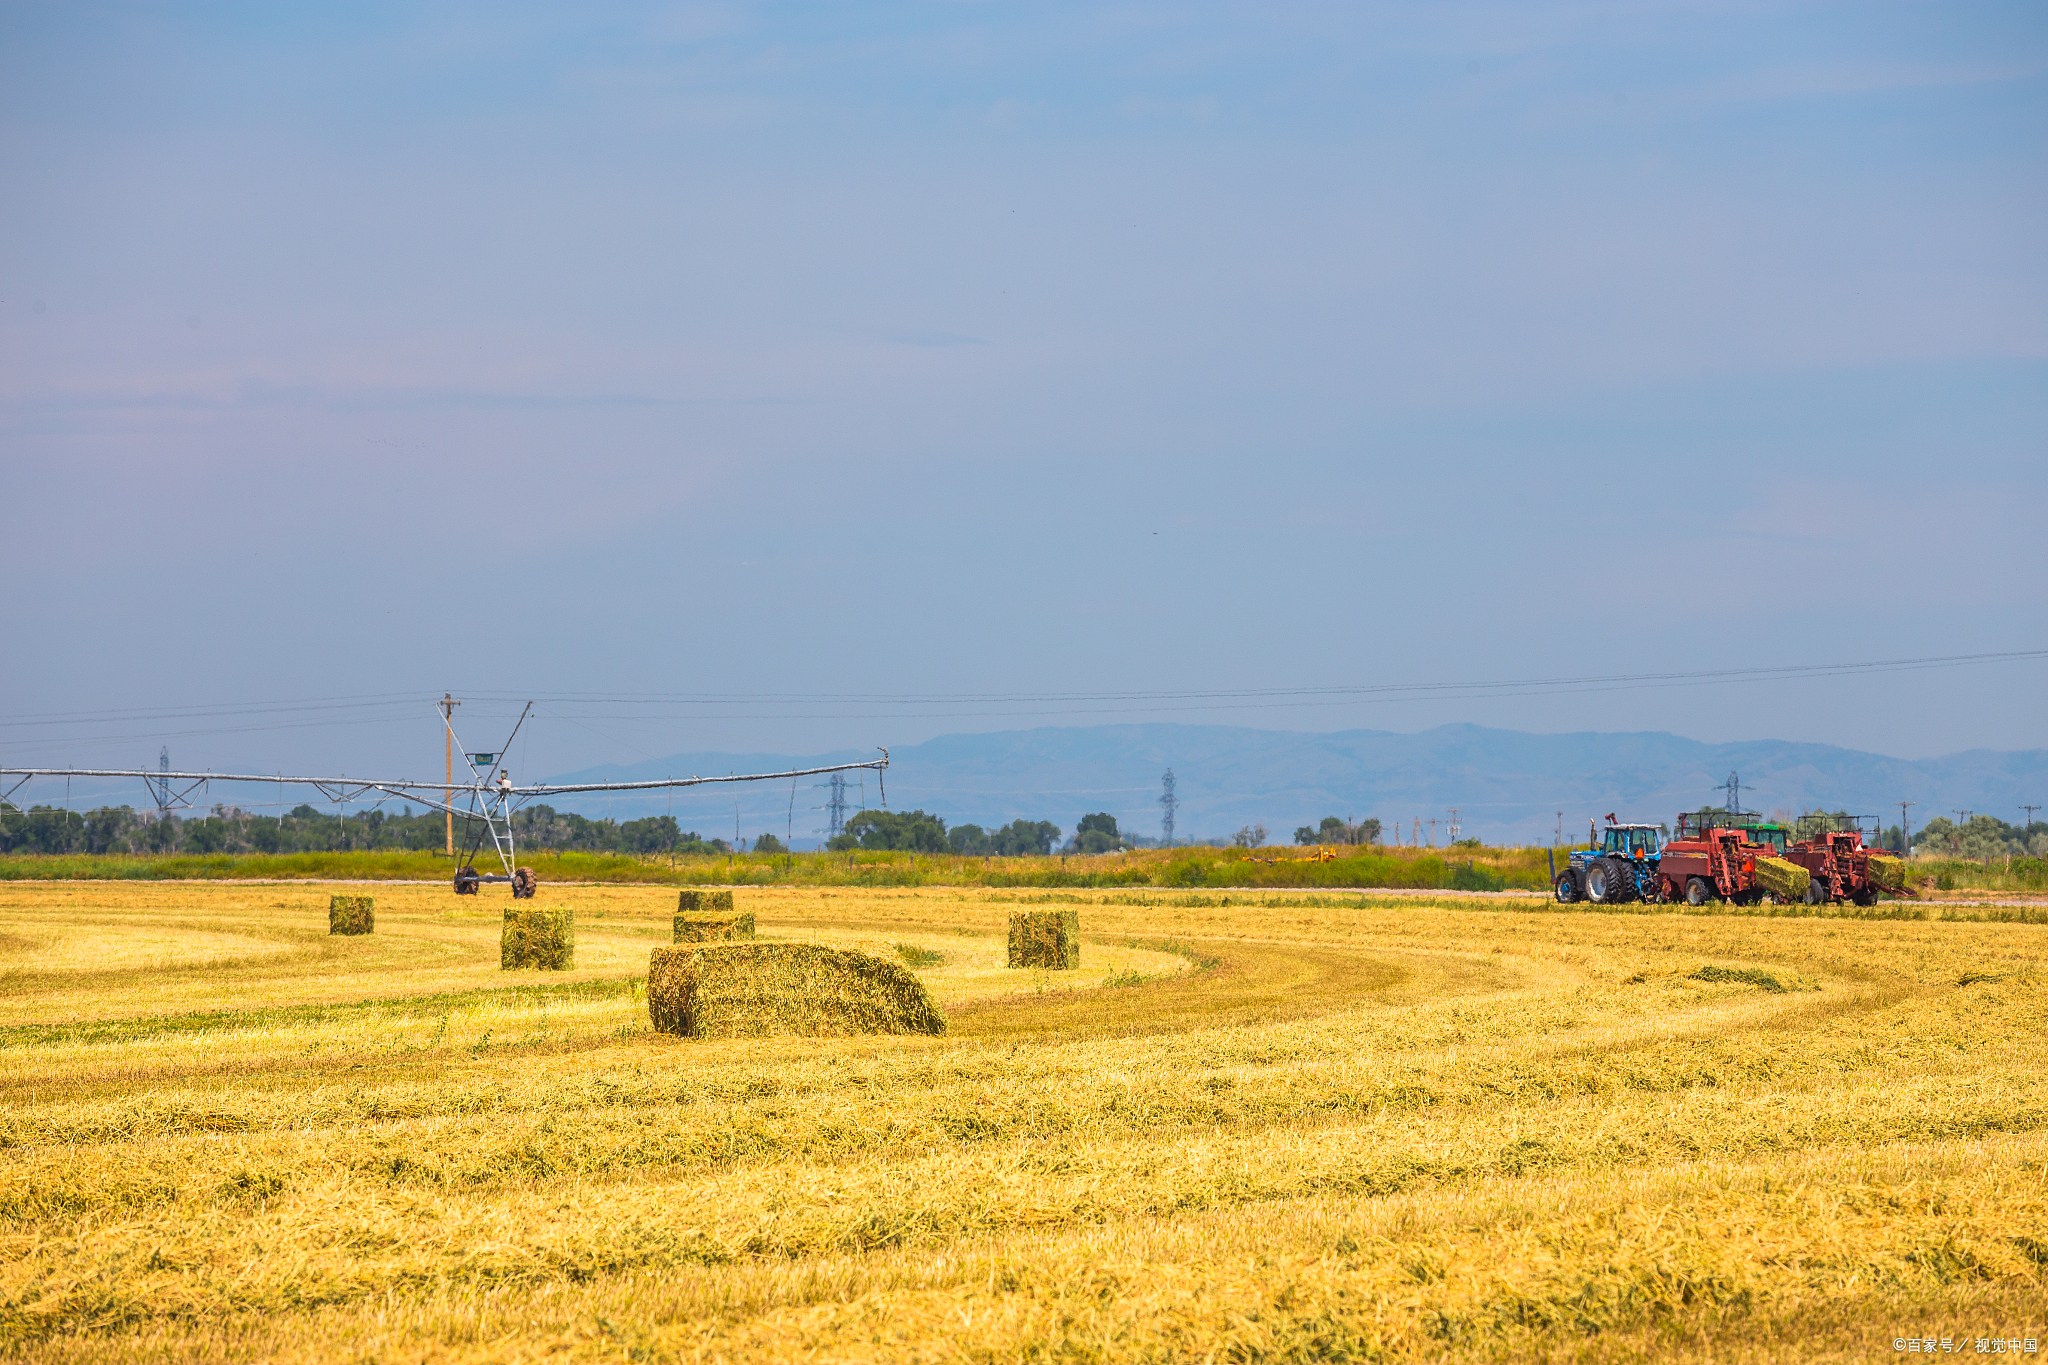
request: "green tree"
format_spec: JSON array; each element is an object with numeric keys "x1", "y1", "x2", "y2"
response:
[
  {"x1": 841, "y1": 809, "x2": 949, "y2": 852},
  {"x1": 1074, "y1": 812, "x2": 1121, "y2": 854},
  {"x1": 752, "y1": 831, "x2": 787, "y2": 854},
  {"x1": 991, "y1": 819, "x2": 1060, "y2": 856}
]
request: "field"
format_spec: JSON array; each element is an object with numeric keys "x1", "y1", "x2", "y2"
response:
[{"x1": 1, "y1": 881, "x2": 2043, "y2": 1363}]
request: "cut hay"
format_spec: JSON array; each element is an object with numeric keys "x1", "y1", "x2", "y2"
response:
[
  {"x1": 1866, "y1": 854, "x2": 1911, "y2": 891},
  {"x1": 647, "y1": 943, "x2": 945, "y2": 1038},
  {"x1": 327, "y1": 895, "x2": 374, "y2": 936},
  {"x1": 1008, "y1": 910, "x2": 1080, "y2": 970},
  {"x1": 501, "y1": 907, "x2": 574, "y2": 971},
  {"x1": 674, "y1": 910, "x2": 755, "y2": 942},
  {"x1": 1751, "y1": 856, "x2": 1810, "y2": 902}
]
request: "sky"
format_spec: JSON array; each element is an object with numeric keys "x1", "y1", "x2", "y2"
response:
[{"x1": 2, "y1": 0, "x2": 2044, "y2": 816}]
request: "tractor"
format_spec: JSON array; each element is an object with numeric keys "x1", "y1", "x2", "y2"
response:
[{"x1": 1553, "y1": 815, "x2": 1666, "y2": 904}]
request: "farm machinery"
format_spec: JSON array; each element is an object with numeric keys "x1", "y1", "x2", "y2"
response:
[
  {"x1": 1553, "y1": 811, "x2": 1828, "y2": 907},
  {"x1": 1, "y1": 701, "x2": 891, "y2": 899},
  {"x1": 1781, "y1": 813, "x2": 1914, "y2": 906},
  {"x1": 1552, "y1": 815, "x2": 1666, "y2": 904},
  {"x1": 1656, "y1": 812, "x2": 1811, "y2": 906}
]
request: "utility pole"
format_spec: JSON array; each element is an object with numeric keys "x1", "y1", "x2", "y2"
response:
[
  {"x1": 1554, "y1": 811, "x2": 1563, "y2": 847},
  {"x1": 1427, "y1": 817, "x2": 1437, "y2": 848},
  {"x1": 1447, "y1": 808, "x2": 1461, "y2": 843},
  {"x1": 1158, "y1": 769, "x2": 1179, "y2": 848},
  {"x1": 440, "y1": 693, "x2": 460, "y2": 856},
  {"x1": 1952, "y1": 811, "x2": 1970, "y2": 856},
  {"x1": 2023, "y1": 804, "x2": 2041, "y2": 833},
  {"x1": 1898, "y1": 801, "x2": 1915, "y2": 855}
]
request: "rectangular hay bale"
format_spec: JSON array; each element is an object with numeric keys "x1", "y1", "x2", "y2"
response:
[
  {"x1": 502, "y1": 906, "x2": 574, "y2": 970},
  {"x1": 648, "y1": 942, "x2": 945, "y2": 1038},
  {"x1": 328, "y1": 895, "x2": 374, "y2": 935},
  {"x1": 1866, "y1": 854, "x2": 1910, "y2": 891},
  {"x1": 1752, "y1": 856, "x2": 1810, "y2": 902},
  {"x1": 1007, "y1": 910, "x2": 1080, "y2": 970},
  {"x1": 674, "y1": 910, "x2": 755, "y2": 943},
  {"x1": 677, "y1": 889, "x2": 736, "y2": 915}
]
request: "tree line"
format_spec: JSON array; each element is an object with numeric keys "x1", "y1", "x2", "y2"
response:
[{"x1": 0, "y1": 802, "x2": 732, "y2": 857}]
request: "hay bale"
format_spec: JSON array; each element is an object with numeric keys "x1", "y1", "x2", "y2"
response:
[
  {"x1": 647, "y1": 943, "x2": 945, "y2": 1038},
  {"x1": 674, "y1": 910, "x2": 755, "y2": 942},
  {"x1": 1007, "y1": 910, "x2": 1080, "y2": 970},
  {"x1": 1867, "y1": 854, "x2": 1910, "y2": 891},
  {"x1": 674, "y1": 889, "x2": 750, "y2": 942},
  {"x1": 328, "y1": 895, "x2": 374, "y2": 935},
  {"x1": 1752, "y1": 856, "x2": 1810, "y2": 902},
  {"x1": 501, "y1": 907, "x2": 574, "y2": 970}
]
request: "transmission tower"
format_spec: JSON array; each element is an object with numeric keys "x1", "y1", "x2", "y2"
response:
[
  {"x1": 826, "y1": 772, "x2": 848, "y2": 841},
  {"x1": 1724, "y1": 771, "x2": 1744, "y2": 816},
  {"x1": 1158, "y1": 769, "x2": 1178, "y2": 848}
]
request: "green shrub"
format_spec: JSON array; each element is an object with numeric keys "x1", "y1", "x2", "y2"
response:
[{"x1": 1446, "y1": 862, "x2": 1504, "y2": 892}]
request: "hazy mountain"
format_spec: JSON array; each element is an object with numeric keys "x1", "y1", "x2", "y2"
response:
[{"x1": 543, "y1": 724, "x2": 2048, "y2": 847}]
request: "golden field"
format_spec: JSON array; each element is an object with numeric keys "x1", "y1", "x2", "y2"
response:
[{"x1": 0, "y1": 880, "x2": 2043, "y2": 1363}]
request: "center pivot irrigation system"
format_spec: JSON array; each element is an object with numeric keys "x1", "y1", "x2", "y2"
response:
[{"x1": 0, "y1": 702, "x2": 890, "y2": 898}]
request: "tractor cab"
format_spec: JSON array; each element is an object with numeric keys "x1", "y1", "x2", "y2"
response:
[
  {"x1": 1747, "y1": 824, "x2": 1791, "y2": 855},
  {"x1": 1598, "y1": 824, "x2": 1665, "y2": 860}
]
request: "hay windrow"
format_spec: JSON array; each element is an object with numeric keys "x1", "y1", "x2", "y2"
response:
[
  {"x1": 327, "y1": 895, "x2": 374, "y2": 936},
  {"x1": 1007, "y1": 909, "x2": 1080, "y2": 970},
  {"x1": 647, "y1": 942, "x2": 945, "y2": 1038},
  {"x1": 501, "y1": 907, "x2": 574, "y2": 971},
  {"x1": 1751, "y1": 856, "x2": 1810, "y2": 902}
]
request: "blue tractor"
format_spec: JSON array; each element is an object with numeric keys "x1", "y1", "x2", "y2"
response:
[{"x1": 1553, "y1": 814, "x2": 1666, "y2": 904}]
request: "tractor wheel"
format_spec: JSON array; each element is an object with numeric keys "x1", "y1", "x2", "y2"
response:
[
  {"x1": 1586, "y1": 859, "x2": 1635, "y2": 904},
  {"x1": 453, "y1": 867, "x2": 480, "y2": 895},
  {"x1": 511, "y1": 867, "x2": 538, "y2": 899},
  {"x1": 1805, "y1": 876, "x2": 1829, "y2": 906},
  {"x1": 1686, "y1": 876, "x2": 1712, "y2": 907},
  {"x1": 1852, "y1": 888, "x2": 1878, "y2": 907},
  {"x1": 1553, "y1": 869, "x2": 1582, "y2": 903}
]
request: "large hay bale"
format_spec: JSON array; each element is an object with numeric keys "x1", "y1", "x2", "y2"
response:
[
  {"x1": 502, "y1": 907, "x2": 575, "y2": 970},
  {"x1": 1007, "y1": 910, "x2": 1080, "y2": 970},
  {"x1": 328, "y1": 895, "x2": 374, "y2": 936},
  {"x1": 674, "y1": 910, "x2": 755, "y2": 943},
  {"x1": 647, "y1": 943, "x2": 945, "y2": 1038},
  {"x1": 1866, "y1": 854, "x2": 1910, "y2": 891},
  {"x1": 1752, "y1": 856, "x2": 1810, "y2": 902},
  {"x1": 677, "y1": 889, "x2": 735, "y2": 915}
]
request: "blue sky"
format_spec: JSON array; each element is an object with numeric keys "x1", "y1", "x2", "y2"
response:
[{"x1": 2, "y1": 1, "x2": 2043, "y2": 801}]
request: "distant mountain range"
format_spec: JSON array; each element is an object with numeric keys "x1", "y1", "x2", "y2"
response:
[{"x1": 543, "y1": 724, "x2": 2048, "y2": 847}]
